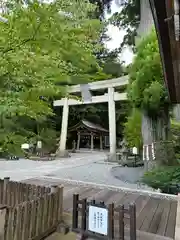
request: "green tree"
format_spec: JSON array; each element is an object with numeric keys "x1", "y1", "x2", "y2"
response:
[
  {"x1": 0, "y1": 0, "x2": 104, "y2": 154},
  {"x1": 128, "y1": 29, "x2": 175, "y2": 166},
  {"x1": 89, "y1": 0, "x2": 112, "y2": 18},
  {"x1": 1, "y1": 0, "x2": 129, "y2": 155},
  {"x1": 89, "y1": 0, "x2": 125, "y2": 76},
  {"x1": 110, "y1": 0, "x2": 140, "y2": 51},
  {"x1": 124, "y1": 108, "x2": 142, "y2": 148},
  {"x1": 171, "y1": 120, "x2": 180, "y2": 159}
]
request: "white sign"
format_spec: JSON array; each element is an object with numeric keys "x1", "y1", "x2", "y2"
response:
[
  {"x1": 88, "y1": 206, "x2": 108, "y2": 235},
  {"x1": 21, "y1": 143, "x2": 29, "y2": 149},
  {"x1": 151, "y1": 143, "x2": 155, "y2": 160},
  {"x1": 146, "y1": 145, "x2": 149, "y2": 161},
  {"x1": 37, "y1": 141, "x2": 42, "y2": 149},
  {"x1": 132, "y1": 147, "x2": 138, "y2": 155}
]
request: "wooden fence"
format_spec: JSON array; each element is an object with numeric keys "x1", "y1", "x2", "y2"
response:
[
  {"x1": 0, "y1": 177, "x2": 63, "y2": 240},
  {"x1": 72, "y1": 194, "x2": 136, "y2": 240}
]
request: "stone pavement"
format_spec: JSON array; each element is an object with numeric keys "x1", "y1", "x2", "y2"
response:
[
  {"x1": 111, "y1": 166, "x2": 145, "y2": 184},
  {"x1": 43, "y1": 160, "x2": 150, "y2": 190},
  {"x1": 0, "y1": 151, "x2": 149, "y2": 190},
  {"x1": 0, "y1": 152, "x2": 107, "y2": 181}
]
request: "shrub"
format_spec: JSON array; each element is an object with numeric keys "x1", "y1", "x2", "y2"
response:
[
  {"x1": 171, "y1": 120, "x2": 180, "y2": 157},
  {"x1": 142, "y1": 166, "x2": 180, "y2": 194}
]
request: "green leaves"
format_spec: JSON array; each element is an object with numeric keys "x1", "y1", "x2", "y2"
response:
[
  {"x1": 0, "y1": 0, "x2": 105, "y2": 154},
  {"x1": 110, "y1": 0, "x2": 140, "y2": 50},
  {"x1": 142, "y1": 166, "x2": 180, "y2": 194},
  {"x1": 143, "y1": 82, "x2": 165, "y2": 112},
  {"x1": 128, "y1": 29, "x2": 168, "y2": 114},
  {"x1": 0, "y1": 0, "x2": 103, "y2": 120},
  {"x1": 124, "y1": 108, "x2": 142, "y2": 148}
]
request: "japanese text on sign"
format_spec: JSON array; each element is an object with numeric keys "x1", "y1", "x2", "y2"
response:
[{"x1": 88, "y1": 205, "x2": 108, "y2": 235}]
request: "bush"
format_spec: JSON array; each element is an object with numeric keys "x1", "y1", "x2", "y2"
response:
[
  {"x1": 171, "y1": 120, "x2": 180, "y2": 157},
  {"x1": 142, "y1": 166, "x2": 180, "y2": 194}
]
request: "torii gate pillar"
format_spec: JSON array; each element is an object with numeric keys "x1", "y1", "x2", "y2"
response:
[
  {"x1": 108, "y1": 87, "x2": 116, "y2": 155},
  {"x1": 58, "y1": 98, "x2": 69, "y2": 156},
  {"x1": 57, "y1": 88, "x2": 117, "y2": 155}
]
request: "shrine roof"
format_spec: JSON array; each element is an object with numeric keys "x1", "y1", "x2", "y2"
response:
[{"x1": 68, "y1": 120, "x2": 109, "y2": 133}]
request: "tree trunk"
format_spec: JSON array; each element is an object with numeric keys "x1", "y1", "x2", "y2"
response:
[
  {"x1": 141, "y1": 107, "x2": 176, "y2": 168},
  {"x1": 173, "y1": 104, "x2": 180, "y2": 121}
]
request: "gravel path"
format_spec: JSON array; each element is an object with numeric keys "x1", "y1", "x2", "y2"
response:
[
  {"x1": 0, "y1": 151, "x2": 150, "y2": 190},
  {"x1": 0, "y1": 152, "x2": 107, "y2": 181}
]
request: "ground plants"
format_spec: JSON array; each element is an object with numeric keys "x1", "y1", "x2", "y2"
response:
[{"x1": 142, "y1": 165, "x2": 180, "y2": 194}]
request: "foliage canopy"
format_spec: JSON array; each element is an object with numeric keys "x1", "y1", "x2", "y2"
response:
[
  {"x1": 124, "y1": 108, "x2": 142, "y2": 148},
  {"x1": 0, "y1": 0, "x2": 106, "y2": 154},
  {"x1": 110, "y1": 0, "x2": 140, "y2": 51},
  {"x1": 128, "y1": 29, "x2": 169, "y2": 116}
]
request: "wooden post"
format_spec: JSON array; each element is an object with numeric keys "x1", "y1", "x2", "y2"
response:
[
  {"x1": 129, "y1": 203, "x2": 136, "y2": 240},
  {"x1": 108, "y1": 203, "x2": 114, "y2": 240},
  {"x1": 90, "y1": 133, "x2": 94, "y2": 150},
  {"x1": 51, "y1": 185, "x2": 58, "y2": 224},
  {"x1": 81, "y1": 198, "x2": 87, "y2": 231},
  {"x1": 119, "y1": 205, "x2": 124, "y2": 240},
  {"x1": 3, "y1": 177, "x2": 10, "y2": 205},
  {"x1": 0, "y1": 206, "x2": 7, "y2": 240},
  {"x1": 76, "y1": 233, "x2": 88, "y2": 240},
  {"x1": 51, "y1": 185, "x2": 58, "y2": 194},
  {"x1": 77, "y1": 132, "x2": 80, "y2": 150},
  {"x1": 57, "y1": 186, "x2": 63, "y2": 222},
  {"x1": 72, "y1": 194, "x2": 79, "y2": 229},
  {"x1": 100, "y1": 135, "x2": 103, "y2": 150}
]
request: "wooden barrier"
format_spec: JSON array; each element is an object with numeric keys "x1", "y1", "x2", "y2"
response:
[
  {"x1": 72, "y1": 194, "x2": 136, "y2": 240},
  {"x1": 0, "y1": 178, "x2": 63, "y2": 240},
  {"x1": 0, "y1": 177, "x2": 52, "y2": 206}
]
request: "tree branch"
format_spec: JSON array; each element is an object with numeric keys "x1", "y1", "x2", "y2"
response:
[{"x1": 1, "y1": 23, "x2": 41, "y2": 54}]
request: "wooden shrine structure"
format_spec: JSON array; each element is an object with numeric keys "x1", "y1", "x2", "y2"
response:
[{"x1": 68, "y1": 120, "x2": 109, "y2": 150}]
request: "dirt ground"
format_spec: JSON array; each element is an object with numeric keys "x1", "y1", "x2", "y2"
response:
[{"x1": 46, "y1": 232, "x2": 78, "y2": 240}]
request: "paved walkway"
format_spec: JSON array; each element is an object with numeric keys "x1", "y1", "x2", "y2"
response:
[
  {"x1": 0, "y1": 151, "x2": 150, "y2": 190},
  {"x1": 0, "y1": 152, "x2": 106, "y2": 181}
]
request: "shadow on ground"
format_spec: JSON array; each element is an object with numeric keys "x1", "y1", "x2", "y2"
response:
[{"x1": 111, "y1": 166, "x2": 145, "y2": 184}]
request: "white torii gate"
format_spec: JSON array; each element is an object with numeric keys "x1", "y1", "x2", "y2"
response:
[{"x1": 53, "y1": 75, "x2": 128, "y2": 156}]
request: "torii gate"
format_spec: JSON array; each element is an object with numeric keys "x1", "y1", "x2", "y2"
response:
[{"x1": 53, "y1": 75, "x2": 128, "y2": 157}]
